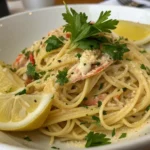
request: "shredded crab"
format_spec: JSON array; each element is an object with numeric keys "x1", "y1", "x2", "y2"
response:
[{"x1": 68, "y1": 50, "x2": 113, "y2": 83}]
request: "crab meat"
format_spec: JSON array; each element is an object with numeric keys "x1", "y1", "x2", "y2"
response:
[
  {"x1": 84, "y1": 94, "x2": 107, "y2": 106},
  {"x1": 12, "y1": 54, "x2": 28, "y2": 69},
  {"x1": 68, "y1": 51, "x2": 113, "y2": 83}
]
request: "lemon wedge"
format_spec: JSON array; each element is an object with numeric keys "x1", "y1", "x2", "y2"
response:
[
  {"x1": 113, "y1": 20, "x2": 150, "y2": 45},
  {"x1": 0, "y1": 65, "x2": 24, "y2": 93},
  {"x1": 0, "y1": 91, "x2": 53, "y2": 131}
]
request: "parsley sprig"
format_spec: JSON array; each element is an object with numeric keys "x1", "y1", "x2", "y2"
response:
[
  {"x1": 62, "y1": 2, "x2": 118, "y2": 50},
  {"x1": 26, "y1": 63, "x2": 40, "y2": 80},
  {"x1": 56, "y1": 68, "x2": 69, "y2": 85},
  {"x1": 85, "y1": 132, "x2": 111, "y2": 147}
]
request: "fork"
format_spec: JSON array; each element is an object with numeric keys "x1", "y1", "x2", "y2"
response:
[{"x1": 118, "y1": 0, "x2": 146, "y2": 7}]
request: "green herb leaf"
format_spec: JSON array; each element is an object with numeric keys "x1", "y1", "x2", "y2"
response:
[
  {"x1": 24, "y1": 136, "x2": 32, "y2": 142},
  {"x1": 45, "y1": 35, "x2": 64, "y2": 52},
  {"x1": 99, "y1": 83, "x2": 104, "y2": 90},
  {"x1": 62, "y1": 3, "x2": 118, "y2": 50},
  {"x1": 56, "y1": 68, "x2": 69, "y2": 85},
  {"x1": 92, "y1": 116, "x2": 100, "y2": 126},
  {"x1": 83, "y1": 97, "x2": 88, "y2": 101},
  {"x1": 103, "y1": 111, "x2": 107, "y2": 115},
  {"x1": 80, "y1": 121, "x2": 88, "y2": 125},
  {"x1": 22, "y1": 48, "x2": 30, "y2": 58},
  {"x1": 140, "y1": 64, "x2": 150, "y2": 75},
  {"x1": 51, "y1": 146, "x2": 60, "y2": 150},
  {"x1": 122, "y1": 87, "x2": 127, "y2": 92},
  {"x1": 102, "y1": 42, "x2": 129, "y2": 60},
  {"x1": 139, "y1": 50, "x2": 147, "y2": 53},
  {"x1": 98, "y1": 101, "x2": 102, "y2": 107},
  {"x1": 85, "y1": 132, "x2": 111, "y2": 147},
  {"x1": 141, "y1": 64, "x2": 146, "y2": 70},
  {"x1": 81, "y1": 105, "x2": 88, "y2": 109},
  {"x1": 119, "y1": 133, "x2": 127, "y2": 139},
  {"x1": 76, "y1": 38, "x2": 100, "y2": 50},
  {"x1": 146, "y1": 105, "x2": 150, "y2": 111},
  {"x1": 93, "y1": 11, "x2": 119, "y2": 33},
  {"x1": 112, "y1": 128, "x2": 116, "y2": 137},
  {"x1": 10, "y1": 68, "x2": 17, "y2": 72},
  {"x1": 75, "y1": 53, "x2": 82, "y2": 59},
  {"x1": 15, "y1": 89, "x2": 26, "y2": 96},
  {"x1": 26, "y1": 63, "x2": 39, "y2": 80}
]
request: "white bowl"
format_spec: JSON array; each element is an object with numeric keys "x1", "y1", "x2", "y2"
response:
[
  {"x1": 0, "y1": 5, "x2": 150, "y2": 150},
  {"x1": 22, "y1": 0, "x2": 54, "y2": 10}
]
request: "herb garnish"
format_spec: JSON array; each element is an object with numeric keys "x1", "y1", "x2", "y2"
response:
[
  {"x1": 56, "y1": 68, "x2": 69, "y2": 85},
  {"x1": 92, "y1": 116, "x2": 100, "y2": 126},
  {"x1": 112, "y1": 128, "x2": 116, "y2": 137},
  {"x1": 85, "y1": 132, "x2": 111, "y2": 147},
  {"x1": 24, "y1": 136, "x2": 32, "y2": 142},
  {"x1": 22, "y1": 48, "x2": 30, "y2": 58},
  {"x1": 102, "y1": 42, "x2": 129, "y2": 60},
  {"x1": 26, "y1": 63, "x2": 39, "y2": 80},
  {"x1": 139, "y1": 50, "x2": 147, "y2": 53},
  {"x1": 99, "y1": 83, "x2": 104, "y2": 90},
  {"x1": 98, "y1": 101, "x2": 102, "y2": 107},
  {"x1": 119, "y1": 133, "x2": 127, "y2": 139},
  {"x1": 51, "y1": 146, "x2": 60, "y2": 150},
  {"x1": 62, "y1": 3, "x2": 118, "y2": 51},
  {"x1": 146, "y1": 105, "x2": 150, "y2": 111},
  {"x1": 15, "y1": 89, "x2": 26, "y2": 96},
  {"x1": 45, "y1": 35, "x2": 64, "y2": 52},
  {"x1": 75, "y1": 53, "x2": 82, "y2": 59},
  {"x1": 140, "y1": 64, "x2": 150, "y2": 75}
]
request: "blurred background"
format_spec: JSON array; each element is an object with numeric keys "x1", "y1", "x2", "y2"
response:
[{"x1": 0, "y1": 0, "x2": 150, "y2": 18}]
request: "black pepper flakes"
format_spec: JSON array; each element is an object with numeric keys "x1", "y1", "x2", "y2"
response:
[
  {"x1": 84, "y1": 63, "x2": 87, "y2": 66},
  {"x1": 58, "y1": 60, "x2": 62, "y2": 63},
  {"x1": 34, "y1": 99, "x2": 37, "y2": 103}
]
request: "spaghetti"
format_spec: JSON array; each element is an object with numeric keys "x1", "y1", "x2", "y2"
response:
[{"x1": 11, "y1": 5, "x2": 150, "y2": 146}]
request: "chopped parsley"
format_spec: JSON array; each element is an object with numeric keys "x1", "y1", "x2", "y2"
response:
[
  {"x1": 139, "y1": 50, "x2": 147, "y2": 53},
  {"x1": 140, "y1": 64, "x2": 150, "y2": 75},
  {"x1": 10, "y1": 68, "x2": 16, "y2": 72},
  {"x1": 119, "y1": 133, "x2": 127, "y2": 139},
  {"x1": 92, "y1": 116, "x2": 100, "y2": 126},
  {"x1": 24, "y1": 136, "x2": 32, "y2": 142},
  {"x1": 141, "y1": 64, "x2": 146, "y2": 70},
  {"x1": 22, "y1": 48, "x2": 30, "y2": 58},
  {"x1": 99, "y1": 83, "x2": 104, "y2": 90},
  {"x1": 44, "y1": 75, "x2": 50, "y2": 81},
  {"x1": 56, "y1": 68, "x2": 69, "y2": 85},
  {"x1": 59, "y1": 36, "x2": 66, "y2": 42},
  {"x1": 15, "y1": 89, "x2": 26, "y2": 96},
  {"x1": 98, "y1": 101, "x2": 102, "y2": 107},
  {"x1": 81, "y1": 105, "x2": 88, "y2": 109},
  {"x1": 103, "y1": 111, "x2": 107, "y2": 115},
  {"x1": 122, "y1": 87, "x2": 127, "y2": 92},
  {"x1": 45, "y1": 35, "x2": 64, "y2": 52},
  {"x1": 80, "y1": 121, "x2": 88, "y2": 125},
  {"x1": 85, "y1": 132, "x2": 111, "y2": 147},
  {"x1": 102, "y1": 42, "x2": 129, "y2": 60},
  {"x1": 126, "y1": 58, "x2": 131, "y2": 61},
  {"x1": 39, "y1": 71, "x2": 46, "y2": 76},
  {"x1": 112, "y1": 128, "x2": 116, "y2": 137},
  {"x1": 51, "y1": 146, "x2": 60, "y2": 150},
  {"x1": 75, "y1": 53, "x2": 82, "y2": 59},
  {"x1": 83, "y1": 97, "x2": 88, "y2": 101},
  {"x1": 146, "y1": 105, "x2": 150, "y2": 111},
  {"x1": 26, "y1": 63, "x2": 39, "y2": 80}
]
